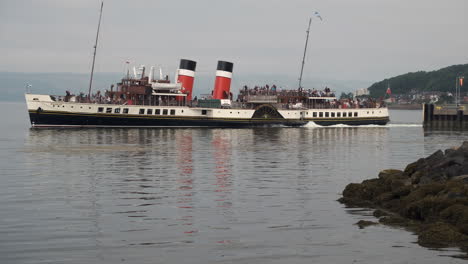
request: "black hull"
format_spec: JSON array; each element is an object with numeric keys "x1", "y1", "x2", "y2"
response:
[
  {"x1": 312, "y1": 118, "x2": 390, "y2": 126},
  {"x1": 29, "y1": 111, "x2": 389, "y2": 128},
  {"x1": 29, "y1": 111, "x2": 306, "y2": 128}
]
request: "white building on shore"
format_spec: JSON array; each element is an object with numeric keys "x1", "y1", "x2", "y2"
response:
[{"x1": 354, "y1": 88, "x2": 369, "y2": 97}]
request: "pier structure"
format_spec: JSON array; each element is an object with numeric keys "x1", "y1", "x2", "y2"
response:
[{"x1": 423, "y1": 103, "x2": 468, "y2": 129}]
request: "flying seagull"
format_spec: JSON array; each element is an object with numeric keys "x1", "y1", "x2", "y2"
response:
[{"x1": 314, "y1": 11, "x2": 323, "y2": 21}]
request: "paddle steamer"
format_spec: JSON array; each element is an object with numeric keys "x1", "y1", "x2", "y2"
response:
[
  {"x1": 25, "y1": 2, "x2": 389, "y2": 128},
  {"x1": 25, "y1": 59, "x2": 389, "y2": 128}
]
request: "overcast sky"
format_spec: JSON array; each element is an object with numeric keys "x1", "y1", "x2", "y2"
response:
[{"x1": 1, "y1": 0, "x2": 467, "y2": 82}]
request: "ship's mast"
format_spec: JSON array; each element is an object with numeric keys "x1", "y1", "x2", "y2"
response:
[
  {"x1": 87, "y1": 1, "x2": 104, "y2": 102},
  {"x1": 298, "y1": 18, "x2": 312, "y2": 90}
]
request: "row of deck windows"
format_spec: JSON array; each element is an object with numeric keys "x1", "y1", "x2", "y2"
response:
[
  {"x1": 97, "y1": 107, "x2": 178, "y2": 116},
  {"x1": 310, "y1": 112, "x2": 358, "y2": 118},
  {"x1": 138, "y1": 108, "x2": 176, "y2": 115}
]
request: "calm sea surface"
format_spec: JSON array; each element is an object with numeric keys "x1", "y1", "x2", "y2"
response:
[{"x1": 1, "y1": 102, "x2": 467, "y2": 264}]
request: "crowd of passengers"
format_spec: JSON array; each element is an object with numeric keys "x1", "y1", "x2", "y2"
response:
[
  {"x1": 61, "y1": 90, "x2": 187, "y2": 106},
  {"x1": 238, "y1": 85, "x2": 336, "y2": 98},
  {"x1": 237, "y1": 86, "x2": 384, "y2": 109},
  {"x1": 59, "y1": 86, "x2": 384, "y2": 109}
]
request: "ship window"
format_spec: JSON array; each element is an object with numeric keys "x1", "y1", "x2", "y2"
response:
[
  {"x1": 106, "y1": 108, "x2": 112, "y2": 113},
  {"x1": 348, "y1": 112, "x2": 352, "y2": 117},
  {"x1": 354, "y1": 112, "x2": 358, "y2": 117},
  {"x1": 331, "y1": 112, "x2": 335, "y2": 117},
  {"x1": 114, "y1": 108, "x2": 121, "y2": 114},
  {"x1": 71, "y1": 106, "x2": 73, "y2": 108},
  {"x1": 163, "y1": 109, "x2": 168, "y2": 115},
  {"x1": 155, "y1": 109, "x2": 161, "y2": 115},
  {"x1": 202, "y1": 110, "x2": 207, "y2": 115},
  {"x1": 170, "y1": 109, "x2": 175, "y2": 115},
  {"x1": 147, "y1": 109, "x2": 153, "y2": 115},
  {"x1": 181, "y1": 110, "x2": 184, "y2": 113},
  {"x1": 98, "y1": 107, "x2": 104, "y2": 113},
  {"x1": 123, "y1": 108, "x2": 129, "y2": 114},
  {"x1": 139, "y1": 109, "x2": 145, "y2": 114},
  {"x1": 343, "y1": 112, "x2": 347, "y2": 117},
  {"x1": 313, "y1": 112, "x2": 317, "y2": 117},
  {"x1": 337, "y1": 112, "x2": 341, "y2": 117},
  {"x1": 319, "y1": 112, "x2": 323, "y2": 117},
  {"x1": 33, "y1": 98, "x2": 39, "y2": 101},
  {"x1": 325, "y1": 112, "x2": 329, "y2": 118},
  {"x1": 367, "y1": 111, "x2": 369, "y2": 114}
]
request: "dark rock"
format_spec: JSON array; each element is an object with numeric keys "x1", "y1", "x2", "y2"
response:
[
  {"x1": 378, "y1": 169, "x2": 404, "y2": 180},
  {"x1": 375, "y1": 192, "x2": 395, "y2": 205},
  {"x1": 426, "y1": 149, "x2": 445, "y2": 164},
  {"x1": 418, "y1": 170, "x2": 447, "y2": 185},
  {"x1": 356, "y1": 220, "x2": 378, "y2": 229},
  {"x1": 403, "y1": 158, "x2": 426, "y2": 177},
  {"x1": 452, "y1": 175, "x2": 468, "y2": 184},
  {"x1": 445, "y1": 148, "x2": 457, "y2": 156},
  {"x1": 379, "y1": 215, "x2": 409, "y2": 226},
  {"x1": 459, "y1": 141, "x2": 468, "y2": 152},
  {"x1": 373, "y1": 209, "x2": 388, "y2": 218},
  {"x1": 410, "y1": 170, "x2": 424, "y2": 184},
  {"x1": 401, "y1": 196, "x2": 453, "y2": 221},
  {"x1": 392, "y1": 185, "x2": 412, "y2": 198},
  {"x1": 418, "y1": 222, "x2": 468, "y2": 247},
  {"x1": 340, "y1": 142, "x2": 468, "y2": 253},
  {"x1": 440, "y1": 204, "x2": 468, "y2": 234}
]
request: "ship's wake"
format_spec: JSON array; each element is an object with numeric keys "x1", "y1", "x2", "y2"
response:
[{"x1": 304, "y1": 122, "x2": 423, "y2": 128}]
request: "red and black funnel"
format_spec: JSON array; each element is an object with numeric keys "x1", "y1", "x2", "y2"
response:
[
  {"x1": 212, "y1": 60, "x2": 233, "y2": 100},
  {"x1": 177, "y1": 59, "x2": 197, "y2": 101}
]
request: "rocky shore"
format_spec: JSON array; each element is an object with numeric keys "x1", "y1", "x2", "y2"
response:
[{"x1": 339, "y1": 142, "x2": 468, "y2": 255}]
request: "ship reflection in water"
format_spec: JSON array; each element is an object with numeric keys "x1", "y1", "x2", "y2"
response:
[{"x1": 10, "y1": 120, "x2": 466, "y2": 263}]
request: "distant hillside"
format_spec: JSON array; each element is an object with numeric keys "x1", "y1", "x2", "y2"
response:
[{"x1": 368, "y1": 64, "x2": 468, "y2": 98}]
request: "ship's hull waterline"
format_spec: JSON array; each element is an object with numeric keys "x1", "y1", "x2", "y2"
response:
[{"x1": 28, "y1": 111, "x2": 389, "y2": 128}]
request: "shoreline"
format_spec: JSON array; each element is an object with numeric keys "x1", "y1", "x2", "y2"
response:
[
  {"x1": 339, "y1": 141, "x2": 468, "y2": 258},
  {"x1": 387, "y1": 104, "x2": 422, "y2": 110}
]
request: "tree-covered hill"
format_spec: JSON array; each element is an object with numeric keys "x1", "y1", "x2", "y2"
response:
[{"x1": 368, "y1": 64, "x2": 468, "y2": 98}]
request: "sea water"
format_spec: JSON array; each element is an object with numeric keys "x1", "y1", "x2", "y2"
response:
[{"x1": 0, "y1": 102, "x2": 466, "y2": 264}]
